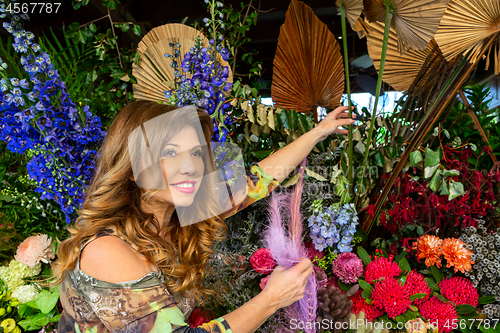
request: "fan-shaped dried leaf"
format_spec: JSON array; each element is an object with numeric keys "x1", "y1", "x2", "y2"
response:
[
  {"x1": 132, "y1": 23, "x2": 232, "y2": 102},
  {"x1": 336, "y1": 0, "x2": 364, "y2": 29},
  {"x1": 364, "y1": 0, "x2": 449, "y2": 52},
  {"x1": 367, "y1": 21, "x2": 444, "y2": 91},
  {"x1": 272, "y1": 0, "x2": 345, "y2": 117},
  {"x1": 434, "y1": 0, "x2": 500, "y2": 74}
]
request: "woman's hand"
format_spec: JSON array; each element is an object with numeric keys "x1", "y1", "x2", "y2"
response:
[
  {"x1": 313, "y1": 106, "x2": 356, "y2": 142},
  {"x1": 259, "y1": 257, "x2": 314, "y2": 312}
]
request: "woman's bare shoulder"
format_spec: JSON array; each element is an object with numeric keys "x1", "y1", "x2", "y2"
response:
[{"x1": 79, "y1": 235, "x2": 157, "y2": 283}]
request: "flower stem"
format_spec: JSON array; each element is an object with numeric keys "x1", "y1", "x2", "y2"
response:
[
  {"x1": 339, "y1": 1, "x2": 353, "y2": 199},
  {"x1": 355, "y1": 4, "x2": 392, "y2": 205}
]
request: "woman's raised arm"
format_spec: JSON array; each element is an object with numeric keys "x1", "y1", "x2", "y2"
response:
[{"x1": 257, "y1": 105, "x2": 355, "y2": 183}]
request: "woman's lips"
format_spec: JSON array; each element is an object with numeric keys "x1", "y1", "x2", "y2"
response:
[{"x1": 171, "y1": 181, "x2": 196, "y2": 194}]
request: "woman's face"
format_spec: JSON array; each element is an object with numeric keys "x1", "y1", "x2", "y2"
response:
[{"x1": 155, "y1": 126, "x2": 205, "y2": 207}]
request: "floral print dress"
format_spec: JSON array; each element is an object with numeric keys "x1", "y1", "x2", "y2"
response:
[{"x1": 58, "y1": 165, "x2": 279, "y2": 333}]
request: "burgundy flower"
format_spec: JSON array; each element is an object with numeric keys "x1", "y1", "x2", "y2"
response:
[
  {"x1": 249, "y1": 248, "x2": 276, "y2": 274},
  {"x1": 187, "y1": 307, "x2": 215, "y2": 328}
]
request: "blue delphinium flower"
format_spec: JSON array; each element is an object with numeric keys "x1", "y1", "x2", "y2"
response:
[
  {"x1": 0, "y1": 10, "x2": 106, "y2": 223},
  {"x1": 308, "y1": 200, "x2": 359, "y2": 253}
]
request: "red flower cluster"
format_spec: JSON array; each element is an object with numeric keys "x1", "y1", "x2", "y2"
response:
[
  {"x1": 364, "y1": 257, "x2": 401, "y2": 284},
  {"x1": 418, "y1": 296, "x2": 458, "y2": 333},
  {"x1": 439, "y1": 277, "x2": 479, "y2": 306},
  {"x1": 370, "y1": 277, "x2": 411, "y2": 319},
  {"x1": 404, "y1": 270, "x2": 431, "y2": 306},
  {"x1": 368, "y1": 145, "x2": 499, "y2": 235},
  {"x1": 249, "y1": 248, "x2": 276, "y2": 274},
  {"x1": 187, "y1": 307, "x2": 216, "y2": 328},
  {"x1": 349, "y1": 290, "x2": 384, "y2": 322}
]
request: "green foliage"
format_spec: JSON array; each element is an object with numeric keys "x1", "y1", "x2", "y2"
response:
[
  {"x1": 17, "y1": 286, "x2": 60, "y2": 331},
  {"x1": 434, "y1": 83, "x2": 500, "y2": 170}
]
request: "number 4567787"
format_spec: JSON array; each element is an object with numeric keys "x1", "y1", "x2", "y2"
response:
[{"x1": 7, "y1": 3, "x2": 62, "y2": 14}]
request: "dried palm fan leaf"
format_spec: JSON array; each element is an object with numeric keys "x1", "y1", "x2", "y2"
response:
[
  {"x1": 336, "y1": 0, "x2": 372, "y2": 38},
  {"x1": 132, "y1": 23, "x2": 232, "y2": 102},
  {"x1": 271, "y1": 0, "x2": 344, "y2": 122},
  {"x1": 353, "y1": 17, "x2": 372, "y2": 38},
  {"x1": 434, "y1": 0, "x2": 500, "y2": 74},
  {"x1": 367, "y1": 21, "x2": 444, "y2": 91},
  {"x1": 363, "y1": 0, "x2": 449, "y2": 52}
]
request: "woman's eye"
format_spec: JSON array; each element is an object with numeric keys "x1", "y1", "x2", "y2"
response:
[
  {"x1": 162, "y1": 149, "x2": 177, "y2": 157},
  {"x1": 193, "y1": 150, "x2": 203, "y2": 157}
]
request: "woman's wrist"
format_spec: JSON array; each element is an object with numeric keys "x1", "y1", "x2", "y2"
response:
[{"x1": 252, "y1": 290, "x2": 279, "y2": 316}]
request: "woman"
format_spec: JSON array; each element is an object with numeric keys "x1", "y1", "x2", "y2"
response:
[{"x1": 52, "y1": 100, "x2": 355, "y2": 333}]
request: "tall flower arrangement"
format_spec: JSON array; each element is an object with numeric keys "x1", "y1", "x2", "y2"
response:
[
  {"x1": 164, "y1": 0, "x2": 232, "y2": 142},
  {"x1": 0, "y1": 3, "x2": 105, "y2": 223}
]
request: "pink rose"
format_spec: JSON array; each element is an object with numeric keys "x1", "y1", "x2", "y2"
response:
[
  {"x1": 15, "y1": 234, "x2": 55, "y2": 268},
  {"x1": 249, "y1": 248, "x2": 276, "y2": 274},
  {"x1": 259, "y1": 275, "x2": 271, "y2": 290}
]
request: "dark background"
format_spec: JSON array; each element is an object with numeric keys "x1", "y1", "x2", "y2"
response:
[{"x1": 5, "y1": 0, "x2": 497, "y2": 98}]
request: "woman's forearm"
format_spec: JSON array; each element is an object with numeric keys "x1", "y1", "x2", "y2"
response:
[
  {"x1": 257, "y1": 130, "x2": 321, "y2": 183},
  {"x1": 222, "y1": 293, "x2": 277, "y2": 333}
]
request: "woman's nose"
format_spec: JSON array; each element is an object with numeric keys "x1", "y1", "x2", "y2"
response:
[{"x1": 179, "y1": 152, "x2": 197, "y2": 175}]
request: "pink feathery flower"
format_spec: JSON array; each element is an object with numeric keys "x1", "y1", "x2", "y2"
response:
[
  {"x1": 439, "y1": 277, "x2": 479, "y2": 306},
  {"x1": 15, "y1": 234, "x2": 55, "y2": 268},
  {"x1": 371, "y1": 277, "x2": 411, "y2": 319},
  {"x1": 332, "y1": 252, "x2": 363, "y2": 284},
  {"x1": 364, "y1": 257, "x2": 401, "y2": 284},
  {"x1": 404, "y1": 270, "x2": 431, "y2": 306},
  {"x1": 419, "y1": 296, "x2": 458, "y2": 333}
]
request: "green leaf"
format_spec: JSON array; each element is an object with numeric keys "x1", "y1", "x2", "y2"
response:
[
  {"x1": 442, "y1": 169, "x2": 460, "y2": 177},
  {"x1": 409, "y1": 293, "x2": 428, "y2": 301},
  {"x1": 337, "y1": 280, "x2": 351, "y2": 293},
  {"x1": 436, "y1": 294, "x2": 448, "y2": 303},
  {"x1": 120, "y1": 23, "x2": 130, "y2": 32},
  {"x1": 133, "y1": 25, "x2": 141, "y2": 36},
  {"x1": 424, "y1": 148, "x2": 440, "y2": 167},
  {"x1": 361, "y1": 290, "x2": 371, "y2": 299},
  {"x1": 424, "y1": 164, "x2": 439, "y2": 179},
  {"x1": 416, "y1": 225, "x2": 424, "y2": 235},
  {"x1": 297, "y1": 113, "x2": 311, "y2": 134},
  {"x1": 395, "y1": 250, "x2": 407, "y2": 263},
  {"x1": 430, "y1": 265, "x2": 444, "y2": 283},
  {"x1": 478, "y1": 295, "x2": 497, "y2": 304},
  {"x1": 439, "y1": 181, "x2": 450, "y2": 196},
  {"x1": 77, "y1": 30, "x2": 85, "y2": 44},
  {"x1": 69, "y1": 22, "x2": 80, "y2": 31},
  {"x1": 449, "y1": 180, "x2": 466, "y2": 201},
  {"x1": 89, "y1": 23, "x2": 97, "y2": 33},
  {"x1": 398, "y1": 257, "x2": 411, "y2": 273},
  {"x1": 429, "y1": 169, "x2": 442, "y2": 192},
  {"x1": 357, "y1": 246, "x2": 371, "y2": 266},
  {"x1": 456, "y1": 304, "x2": 476, "y2": 314},
  {"x1": 425, "y1": 277, "x2": 437, "y2": 291},
  {"x1": 358, "y1": 279, "x2": 373, "y2": 293},
  {"x1": 410, "y1": 150, "x2": 423, "y2": 167},
  {"x1": 36, "y1": 288, "x2": 60, "y2": 314},
  {"x1": 373, "y1": 151, "x2": 385, "y2": 168},
  {"x1": 31, "y1": 314, "x2": 51, "y2": 328}
]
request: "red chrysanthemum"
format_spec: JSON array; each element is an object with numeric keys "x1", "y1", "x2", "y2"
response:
[
  {"x1": 438, "y1": 277, "x2": 479, "y2": 307},
  {"x1": 419, "y1": 296, "x2": 458, "y2": 333},
  {"x1": 371, "y1": 277, "x2": 411, "y2": 319},
  {"x1": 349, "y1": 290, "x2": 384, "y2": 322},
  {"x1": 404, "y1": 270, "x2": 431, "y2": 306},
  {"x1": 364, "y1": 257, "x2": 401, "y2": 284}
]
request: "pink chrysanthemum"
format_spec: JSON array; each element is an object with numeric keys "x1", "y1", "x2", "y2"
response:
[
  {"x1": 404, "y1": 270, "x2": 431, "y2": 306},
  {"x1": 350, "y1": 290, "x2": 384, "y2": 322},
  {"x1": 313, "y1": 265, "x2": 328, "y2": 289},
  {"x1": 419, "y1": 296, "x2": 458, "y2": 333},
  {"x1": 438, "y1": 277, "x2": 479, "y2": 306},
  {"x1": 15, "y1": 234, "x2": 55, "y2": 268},
  {"x1": 332, "y1": 252, "x2": 364, "y2": 284},
  {"x1": 371, "y1": 277, "x2": 411, "y2": 319},
  {"x1": 364, "y1": 257, "x2": 401, "y2": 284}
]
